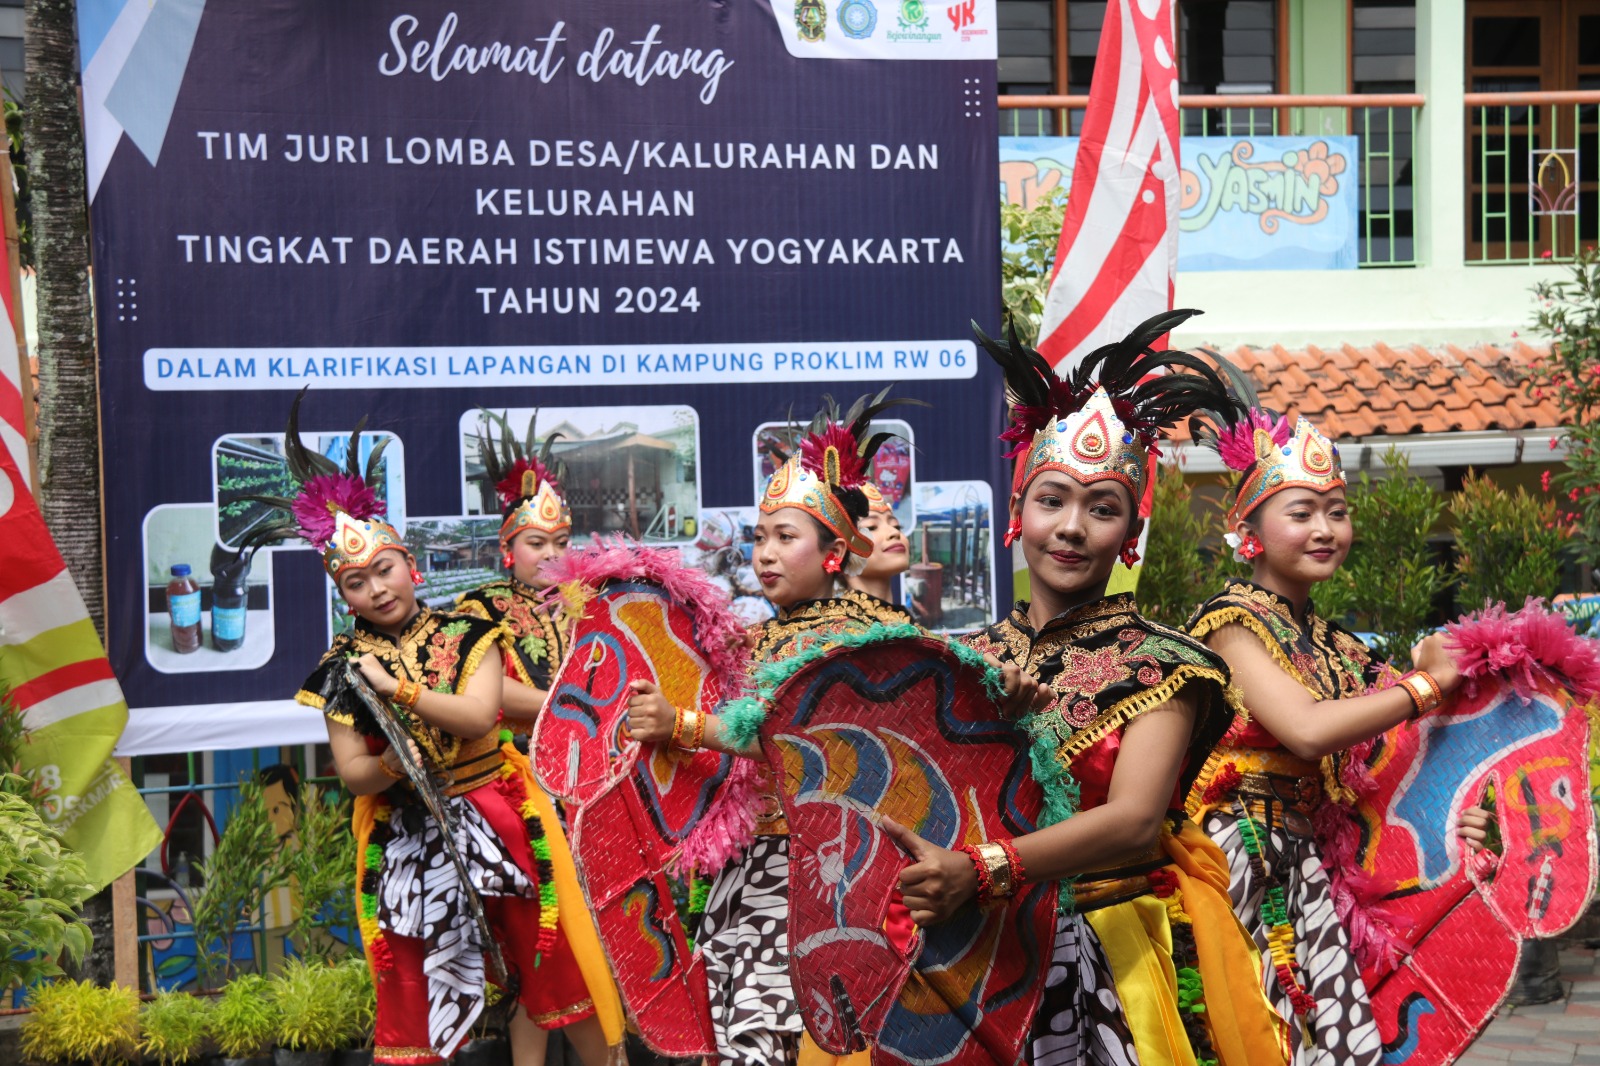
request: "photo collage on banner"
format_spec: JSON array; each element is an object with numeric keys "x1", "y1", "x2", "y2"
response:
[{"x1": 80, "y1": 0, "x2": 1006, "y2": 752}]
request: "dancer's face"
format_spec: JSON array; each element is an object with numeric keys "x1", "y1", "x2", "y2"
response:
[
  {"x1": 753, "y1": 508, "x2": 845, "y2": 609},
  {"x1": 855, "y1": 510, "x2": 910, "y2": 580},
  {"x1": 1013, "y1": 475, "x2": 1135, "y2": 604},
  {"x1": 335, "y1": 549, "x2": 417, "y2": 630},
  {"x1": 510, "y1": 527, "x2": 571, "y2": 589},
  {"x1": 1243, "y1": 489, "x2": 1351, "y2": 591}
]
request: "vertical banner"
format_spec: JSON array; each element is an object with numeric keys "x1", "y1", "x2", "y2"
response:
[{"x1": 79, "y1": 0, "x2": 1004, "y2": 752}]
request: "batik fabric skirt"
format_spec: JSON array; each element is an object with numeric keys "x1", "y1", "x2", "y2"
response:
[{"x1": 1029, "y1": 818, "x2": 1291, "y2": 1066}]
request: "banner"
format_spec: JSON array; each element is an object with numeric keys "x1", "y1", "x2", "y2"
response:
[
  {"x1": 1002, "y1": 135, "x2": 1361, "y2": 271},
  {"x1": 0, "y1": 445, "x2": 163, "y2": 890},
  {"x1": 79, "y1": 0, "x2": 1004, "y2": 754}
]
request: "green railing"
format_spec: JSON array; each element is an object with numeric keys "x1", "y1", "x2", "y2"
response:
[
  {"x1": 1467, "y1": 91, "x2": 1600, "y2": 265},
  {"x1": 998, "y1": 93, "x2": 1424, "y2": 268}
]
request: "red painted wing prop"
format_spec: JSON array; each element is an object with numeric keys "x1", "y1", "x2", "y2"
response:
[
  {"x1": 1352, "y1": 604, "x2": 1599, "y2": 1066},
  {"x1": 757, "y1": 636, "x2": 1053, "y2": 1066},
  {"x1": 532, "y1": 568, "x2": 741, "y2": 1057}
]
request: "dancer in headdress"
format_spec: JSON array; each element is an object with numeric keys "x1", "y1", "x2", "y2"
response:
[
  {"x1": 844, "y1": 481, "x2": 911, "y2": 607},
  {"x1": 627, "y1": 391, "x2": 1035, "y2": 1066},
  {"x1": 451, "y1": 409, "x2": 626, "y2": 1064},
  {"x1": 882, "y1": 312, "x2": 1290, "y2": 1066},
  {"x1": 1183, "y1": 377, "x2": 1488, "y2": 1066},
  {"x1": 252, "y1": 394, "x2": 621, "y2": 1066}
]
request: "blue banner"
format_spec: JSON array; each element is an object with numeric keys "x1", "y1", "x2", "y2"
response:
[
  {"x1": 81, "y1": 0, "x2": 1004, "y2": 749},
  {"x1": 1000, "y1": 134, "x2": 1361, "y2": 271}
]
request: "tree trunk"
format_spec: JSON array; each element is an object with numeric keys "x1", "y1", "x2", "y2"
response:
[
  {"x1": 25, "y1": 0, "x2": 104, "y2": 637},
  {"x1": 26, "y1": 0, "x2": 119, "y2": 987}
]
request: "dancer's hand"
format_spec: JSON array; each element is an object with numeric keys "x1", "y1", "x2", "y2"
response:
[
  {"x1": 379, "y1": 738, "x2": 423, "y2": 781},
  {"x1": 626, "y1": 680, "x2": 677, "y2": 743},
  {"x1": 355, "y1": 653, "x2": 399, "y2": 698},
  {"x1": 882, "y1": 816, "x2": 977, "y2": 926},
  {"x1": 1458, "y1": 805, "x2": 1494, "y2": 851},
  {"x1": 989, "y1": 655, "x2": 1052, "y2": 718},
  {"x1": 1412, "y1": 634, "x2": 1462, "y2": 696}
]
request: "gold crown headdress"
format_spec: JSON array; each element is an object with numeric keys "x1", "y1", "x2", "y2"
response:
[
  {"x1": 241, "y1": 389, "x2": 403, "y2": 577},
  {"x1": 476, "y1": 409, "x2": 572, "y2": 549},
  {"x1": 976, "y1": 310, "x2": 1240, "y2": 537},
  {"x1": 760, "y1": 389, "x2": 920, "y2": 575},
  {"x1": 860, "y1": 481, "x2": 893, "y2": 515},
  {"x1": 1186, "y1": 360, "x2": 1346, "y2": 529}
]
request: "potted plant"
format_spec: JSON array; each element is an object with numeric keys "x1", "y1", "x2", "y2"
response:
[
  {"x1": 270, "y1": 959, "x2": 345, "y2": 1066},
  {"x1": 140, "y1": 989, "x2": 215, "y2": 1066},
  {"x1": 0, "y1": 787, "x2": 95, "y2": 992},
  {"x1": 20, "y1": 979, "x2": 140, "y2": 1066},
  {"x1": 329, "y1": 957, "x2": 375, "y2": 1066},
  {"x1": 212, "y1": 973, "x2": 279, "y2": 1066}
]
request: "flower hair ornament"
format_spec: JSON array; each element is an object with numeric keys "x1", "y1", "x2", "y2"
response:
[
  {"x1": 1187, "y1": 358, "x2": 1346, "y2": 559},
  {"x1": 975, "y1": 309, "x2": 1243, "y2": 508},
  {"x1": 761, "y1": 388, "x2": 923, "y2": 578},
  {"x1": 240, "y1": 388, "x2": 402, "y2": 578},
  {"x1": 475, "y1": 408, "x2": 572, "y2": 555}
]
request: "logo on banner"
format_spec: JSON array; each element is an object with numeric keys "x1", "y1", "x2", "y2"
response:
[
  {"x1": 888, "y1": 0, "x2": 938, "y2": 42},
  {"x1": 947, "y1": 0, "x2": 987, "y2": 40},
  {"x1": 838, "y1": 0, "x2": 878, "y2": 39},
  {"x1": 796, "y1": 0, "x2": 828, "y2": 41}
]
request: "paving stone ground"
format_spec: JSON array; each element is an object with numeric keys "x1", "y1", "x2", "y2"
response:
[{"x1": 1456, "y1": 939, "x2": 1600, "y2": 1066}]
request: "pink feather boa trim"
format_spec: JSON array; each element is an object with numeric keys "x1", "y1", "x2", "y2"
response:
[
  {"x1": 542, "y1": 538, "x2": 764, "y2": 874},
  {"x1": 1446, "y1": 597, "x2": 1600, "y2": 701},
  {"x1": 1319, "y1": 599, "x2": 1600, "y2": 975}
]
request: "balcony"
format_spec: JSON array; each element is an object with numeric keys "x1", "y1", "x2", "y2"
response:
[{"x1": 1466, "y1": 91, "x2": 1600, "y2": 265}]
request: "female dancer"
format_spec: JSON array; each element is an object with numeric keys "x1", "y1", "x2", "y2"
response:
[
  {"x1": 1184, "y1": 394, "x2": 1485, "y2": 1066},
  {"x1": 627, "y1": 393, "x2": 1040, "y2": 1065},
  {"x1": 844, "y1": 481, "x2": 910, "y2": 606},
  {"x1": 456, "y1": 411, "x2": 576, "y2": 731},
  {"x1": 883, "y1": 314, "x2": 1290, "y2": 1066},
  {"x1": 453, "y1": 410, "x2": 623, "y2": 1063},
  {"x1": 255, "y1": 397, "x2": 620, "y2": 1066}
]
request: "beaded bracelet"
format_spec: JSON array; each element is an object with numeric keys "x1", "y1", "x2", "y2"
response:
[{"x1": 957, "y1": 844, "x2": 996, "y2": 907}]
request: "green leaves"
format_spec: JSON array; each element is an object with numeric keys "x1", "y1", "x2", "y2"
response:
[
  {"x1": 0, "y1": 790, "x2": 95, "y2": 992},
  {"x1": 211, "y1": 973, "x2": 279, "y2": 1059},
  {"x1": 20, "y1": 979, "x2": 140, "y2": 1066},
  {"x1": 999, "y1": 189, "x2": 1068, "y2": 347},
  {"x1": 1451, "y1": 471, "x2": 1567, "y2": 610},
  {"x1": 1529, "y1": 251, "x2": 1600, "y2": 568},
  {"x1": 139, "y1": 990, "x2": 214, "y2": 1066}
]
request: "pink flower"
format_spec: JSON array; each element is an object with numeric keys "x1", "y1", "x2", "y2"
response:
[
  {"x1": 1542, "y1": 470, "x2": 1553, "y2": 492},
  {"x1": 292, "y1": 473, "x2": 385, "y2": 551},
  {"x1": 1542, "y1": 249, "x2": 1555, "y2": 259}
]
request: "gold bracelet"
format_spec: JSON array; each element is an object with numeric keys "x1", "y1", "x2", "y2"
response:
[
  {"x1": 377, "y1": 754, "x2": 405, "y2": 782},
  {"x1": 974, "y1": 841, "x2": 1015, "y2": 901},
  {"x1": 676, "y1": 709, "x2": 701, "y2": 753},
  {"x1": 394, "y1": 679, "x2": 421, "y2": 711},
  {"x1": 669, "y1": 705, "x2": 687, "y2": 749},
  {"x1": 1400, "y1": 671, "x2": 1443, "y2": 719},
  {"x1": 690, "y1": 707, "x2": 707, "y2": 752}
]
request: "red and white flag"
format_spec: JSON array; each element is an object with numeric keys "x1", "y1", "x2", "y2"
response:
[
  {"x1": 1036, "y1": 0, "x2": 1180, "y2": 369},
  {"x1": 0, "y1": 197, "x2": 24, "y2": 484}
]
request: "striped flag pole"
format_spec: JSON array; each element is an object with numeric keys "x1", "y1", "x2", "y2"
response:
[
  {"x1": 1028, "y1": 0, "x2": 1180, "y2": 595},
  {"x1": 1035, "y1": 0, "x2": 1180, "y2": 369},
  {"x1": 0, "y1": 443, "x2": 162, "y2": 891},
  {"x1": 0, "y1": 151, "x2": 30, "y2": 486}
]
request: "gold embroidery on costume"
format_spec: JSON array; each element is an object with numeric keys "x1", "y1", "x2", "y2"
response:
[
  {"x1": 750, "y1": 588, "x2": 912, "y2": 661},
  {"x1": 457, "y1": 577, "x2": 574, "y2": 690},
  {"x1": 294, "y1": 608, "x2": 503, "y2": 771},
  {"x1": 963, "y1": 594, "x2": 1233, "y2": 792}
]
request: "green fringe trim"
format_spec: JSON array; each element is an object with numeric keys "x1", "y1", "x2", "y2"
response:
[
  {"x1": 1176, "y1": 966, "x2": 1206, "y2": 1013},
  {"x1": 531, "y1": 837, "x2": 553, "y2": 861},
  {"x1": 688, "y1": 877, "x2": 710, "y2": 915},
  {"x1": 1015, "y1": 706, "x2": 1082, "y2": 911},
  {"x1": 361, "y1": 893, "x2": 378, "y2": 920},
  {"x1": 364, "y1": 843, "x2": 383, "y2": 868},
  {"x1": 723, "y1": 622, "x2": 1004, "y2": 748},
  {"x1": 499, "y1": 727, "x2": 514, "y2": 744}
]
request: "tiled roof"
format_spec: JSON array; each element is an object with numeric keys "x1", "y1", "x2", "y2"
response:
[{"x1": 1177, "y1": 340, "x2": 1567, "y2": 440}]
